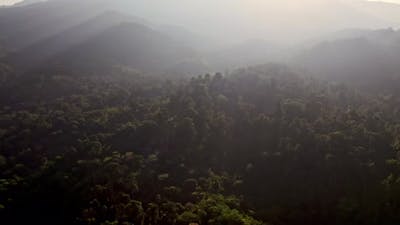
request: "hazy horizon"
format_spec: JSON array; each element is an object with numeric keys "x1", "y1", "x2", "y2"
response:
[
  {"x1": 110, "y1": 0, "x2": 400, "y2": 44},
  {"x1": 1, "y1": 0, "x2": 400, "y2": 44}
]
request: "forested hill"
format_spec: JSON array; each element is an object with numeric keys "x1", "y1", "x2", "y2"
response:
[{"x1": 1, "y1": 64, "x2": 400, "y2": 225}]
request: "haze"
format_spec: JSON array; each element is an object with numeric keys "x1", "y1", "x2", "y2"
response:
[
  {"x1": 103, "y1": 0, "x2": 400, "y2": 44},
  {"x1": 2, "y1": 0, "x2": 400, "y2": 44},
  {"x1": 2, "y1": 0, "x2": 400, "y2": 225}
]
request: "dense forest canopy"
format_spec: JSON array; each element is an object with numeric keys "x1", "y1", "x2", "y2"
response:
[
  {"x1": 1, "y1": 1, "x2": 400, "y2": 225},
  {"x1": 1, "y1": 64, "x2": 400, "y2": 225}
]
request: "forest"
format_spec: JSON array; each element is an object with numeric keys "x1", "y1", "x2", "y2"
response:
[
  {"x1": 1, "y1": 64, "x2": 400, "y2": 225},
  {"x1": 1, "y1": 0, "x2": 400, "y2": 225}
]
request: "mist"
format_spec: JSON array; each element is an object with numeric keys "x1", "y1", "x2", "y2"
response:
[
  {"x1": 0, "y1": 0, "x2": 399, "y2": 81},
  {"x1": 2, "y1": 1, "x2": 400, "y2": 225},
  {"x1": 107, "y1": 0, "x2": 400, "y2": 44}
]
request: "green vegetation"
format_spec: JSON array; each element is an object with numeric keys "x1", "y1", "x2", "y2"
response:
[{"x1": 1, "y1": 64, "x2": 400, "y2": 225}]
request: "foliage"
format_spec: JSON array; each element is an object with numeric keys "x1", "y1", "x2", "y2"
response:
[{"x1": 1, "y1": 65, "x2": 400, "y2": 225}]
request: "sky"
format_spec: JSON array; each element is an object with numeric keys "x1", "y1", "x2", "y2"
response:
[
  {"x1": 0, "y1": 0, "x2": 22, "y2": 5},
  {"x1": 372, "y1": 0, "x2": 400, "y2": 3},
  {"x1": 1, "y1": 0, "x2": 400, "y2": 6}
]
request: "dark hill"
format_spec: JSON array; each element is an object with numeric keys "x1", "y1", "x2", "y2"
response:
[{"x1": 37, "y1": 22, "x2": 199, "y2": 74}]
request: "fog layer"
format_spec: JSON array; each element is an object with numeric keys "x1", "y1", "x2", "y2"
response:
[{"x1": 108, "y1": 0, "x2": 400, "y2": 44}]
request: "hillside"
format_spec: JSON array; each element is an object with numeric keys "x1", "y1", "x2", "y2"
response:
[
  {"x1": 0, "y1": 0, "x2": 209, "y2": 76},
  {"x1": 35, "y1": 22, "x2": 201, "y2": 75},
  {"x1": 294, "y1": 29, "x2": 400, "y2": 92},
  {"x1": 8, "y1": 11, "x2": 149, "y2": 72},
  {"x1": 0, "y1": 0, "x2": 109, "y2": 50}
]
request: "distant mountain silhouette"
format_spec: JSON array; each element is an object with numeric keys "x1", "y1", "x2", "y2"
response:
[
  {"x1": 9, "y1": 11, "x2": 146, "y2": 71},
  {"x1": 0, "y1": 0, "x2": 112, "y2": 50},
  {"x1": 295, "y1": 29, "x2": 400, "y2": 90},
  {"x1": 34, "y1": 22, "x2": 200, "y2": 74},
  {"x1": 0, "y1": 0, "x2": 207, "y2": 75},
  {"x1": 1, "y1": 0, "x2": 400, "y2": 80}
]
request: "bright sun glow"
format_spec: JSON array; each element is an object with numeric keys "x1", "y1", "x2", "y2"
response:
[
  {"x1": 369, "y1": 0, "x2": 400, "y2": 3},
  {"x1": 0, "y1": 0, "x2": 23, "y2": 6}
]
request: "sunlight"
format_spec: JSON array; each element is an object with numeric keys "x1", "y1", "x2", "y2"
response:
[
  {"x1": 368, "y1": 0, "x2": 400, "y2": 3},
  {"x1": 0, "y1": 0, "x2": 23, "y2": 6}
]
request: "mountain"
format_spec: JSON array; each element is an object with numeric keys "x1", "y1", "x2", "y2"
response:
[
  {"x1": 34, "y1": 22, "x2": 201, "y2": 75},
  {"x1": 294, "y1": 29, "x2": 400, "y2": 90},
  {"x1": 107, "y1": 0, "x2": 400, "y2": 43},
  {"x1": 0, "y1": 0, "x2": 111, "y2": 50},
  {"x1": 2, "y1": 0, "x2": 400, "y2": 78},
  {"x1": 0, "y1": 0, "x2": 208, "y2": 76},
  {"x1": 8, "y1": 11, "x2": 147, "y2": 71}
]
